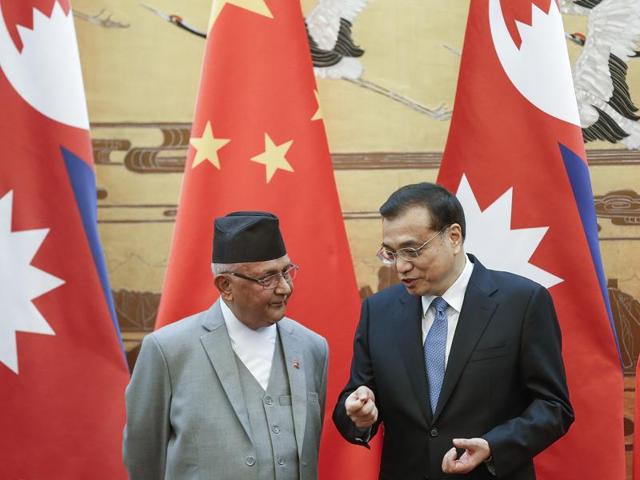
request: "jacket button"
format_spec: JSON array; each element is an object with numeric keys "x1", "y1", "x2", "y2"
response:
[
  {"x1": 264, "y1": 396, "x2": 273, "y2": 405},
  {"x1": 272, "y1": 425, "x2": 281, "y2": 434},
  {"x1": 429, "y1": 428, "x2": 439, "y2": 437},
  {"x1": 246, "y1": 456, "x2": 256, "y2": 466},
  {"x1": 277, "y1": 457, "x2": 285, "y2": 465}
]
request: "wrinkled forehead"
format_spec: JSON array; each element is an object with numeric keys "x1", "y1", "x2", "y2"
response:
[{"x1": 237, "y1": 255, "x2": 291, "y2": 275}]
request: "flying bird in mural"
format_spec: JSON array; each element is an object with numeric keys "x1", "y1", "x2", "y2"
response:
[
  {"x1": 560, "y1": 0, "x2": 640, "y2": 148},
  {"x1": 306, "y1": 0, "x2": 367, "y2": 80},
  {"x1": 305, "y1": 0, "x2": 451, "y2": 119},
  {"x1": 140, "y1": 1, "x2": 451, "y2": 120},
  {"x1": 140, "y1": 3, "x2": 204, "y2": 38}
]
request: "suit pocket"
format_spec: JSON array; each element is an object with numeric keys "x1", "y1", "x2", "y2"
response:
[{"x1": 469, "y1": 344, "x2": 508, "y2": 362}]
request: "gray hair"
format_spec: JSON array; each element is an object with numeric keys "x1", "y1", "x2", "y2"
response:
[{"x1": 212, "y1": 263, "x2": 240, "y2": 275}]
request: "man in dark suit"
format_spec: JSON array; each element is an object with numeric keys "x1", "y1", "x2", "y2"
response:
[{"x1": 333, "y1": 183, "x2": 573, "y2": 479}]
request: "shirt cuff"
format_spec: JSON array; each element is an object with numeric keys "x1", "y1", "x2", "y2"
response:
[
  {"x1": 484, "y1": 456, "x2": 496, "y2": 476},
  {"x1": 354, "y1": 426, "x2": 372, "y2": 444}
]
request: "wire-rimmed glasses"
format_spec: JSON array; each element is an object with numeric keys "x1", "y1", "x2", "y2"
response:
[
  {"x1": 377, "y1": 228, "x2": 446, "y2": 265},
  {"x1": 220, "y1": 263, "x2": 299, "y2": 289}
]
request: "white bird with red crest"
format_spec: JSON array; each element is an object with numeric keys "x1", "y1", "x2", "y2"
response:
[{"x1": 560, "y1": 0, "x2": 640, "y2": 148}]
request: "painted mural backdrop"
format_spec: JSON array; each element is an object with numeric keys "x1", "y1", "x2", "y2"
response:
[{"x1": 71, "y1": 0, "x2": 640, "y2": 476}]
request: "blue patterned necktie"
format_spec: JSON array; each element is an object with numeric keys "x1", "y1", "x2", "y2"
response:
[{"x1": 425, "y1": 296, "x2": 448, "y2": 414}]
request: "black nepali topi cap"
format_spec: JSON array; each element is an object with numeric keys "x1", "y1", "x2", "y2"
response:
[{"x1": 213, "y1": 211, "x2": 287, "y2": 263}]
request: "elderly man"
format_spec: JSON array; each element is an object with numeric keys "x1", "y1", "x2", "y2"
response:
[
  {"x1": 124, "y1": 211, "x2": 328, "y2": 480},
  {"x1": 333, "y1": 183, "x2": 573, "y2": 480}
]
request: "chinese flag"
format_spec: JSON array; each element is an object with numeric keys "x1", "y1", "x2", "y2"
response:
[
  {"x1": 438, "y1": 1, "x2": 624, "y2": 479},
  {"x1": 155, "y1": 0, "x2": 379, "y2": 477},
  {"x1": 0, "y1": 1, "x2": 129, "y2": 478}
]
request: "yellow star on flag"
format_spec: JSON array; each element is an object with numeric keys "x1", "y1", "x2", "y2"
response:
[
  {"x1": 208, "y1": 0, "x2": 273, "y2": 32},
  {"x1": 190, "y1": 121, "x2": 230, "y2": 170},
  {"x1": 251, "y1": 133, "x2": 294, "y2": 183},
  {"x1": 311, "y1": 89, "x2": 323, "y2": 121}
]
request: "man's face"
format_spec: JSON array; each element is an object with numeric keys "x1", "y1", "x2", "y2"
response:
[
  {"x1": 222, "y1": 255, "x2": 294, "y2": 329},
  {"x1": 382, "y1": 206, "x2": 463, "y2": 297}
]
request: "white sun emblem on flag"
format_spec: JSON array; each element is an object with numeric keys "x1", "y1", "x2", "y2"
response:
[
  {"x1": 0, "y1": 191, "x2": 64, "y2": 374},
  {"x1": 456, "y1": 175, "x2": 563, "y2": 289}
]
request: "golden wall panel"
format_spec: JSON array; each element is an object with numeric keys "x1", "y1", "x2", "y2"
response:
[{"x1": 71, "y1": 1, "x2": 640, "y2": 477}]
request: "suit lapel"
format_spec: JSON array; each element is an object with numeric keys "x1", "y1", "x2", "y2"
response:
[
  {"x1": 279, "y1": 321, "x2": 307, "y2": 456},
  {"x1": 199, "y1": 301, "x2": 254, "y2": 443},
  {"x1": 433, "y1": 259, "x2": 498, "y2": 421},
  {"x1": 394, "y1": 290, "x2": 432, "y2": 426}
]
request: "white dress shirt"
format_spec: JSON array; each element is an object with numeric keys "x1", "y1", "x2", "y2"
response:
[
  {"x1": 421, "y1": 255, "x2": 474, "y2": 367},
  {"x1": 220, "y1": 300, "x2": 277, "y2": 390}
]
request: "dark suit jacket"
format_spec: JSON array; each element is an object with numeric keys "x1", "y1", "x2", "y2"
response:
[{"x1": 333, "y1": 255, "x2": 573, "y2": 480}]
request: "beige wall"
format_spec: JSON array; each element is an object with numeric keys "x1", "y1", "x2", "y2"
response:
[{"x1": 73, "y1": 2, "x2": 640, "y2": 474}]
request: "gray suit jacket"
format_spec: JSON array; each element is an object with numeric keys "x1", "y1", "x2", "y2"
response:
[{"x1": 123, "y1": 300, "x2": 329, "y2": 480}]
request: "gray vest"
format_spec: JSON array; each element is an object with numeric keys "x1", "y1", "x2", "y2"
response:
[{"x1": 235, "y1": 335, "x2": 300, "y2": 480}]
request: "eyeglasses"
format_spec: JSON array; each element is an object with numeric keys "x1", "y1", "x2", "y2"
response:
[
  {"x1": 377, "y1": 228, "x2": 446, "y2": 265},
  {"x1": 221, "y1": 264, "x2": 299, "y2": 290}
]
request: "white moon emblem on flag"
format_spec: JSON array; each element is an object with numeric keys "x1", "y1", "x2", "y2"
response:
[
  {"x1": 488, "y1": 0, "x2": 580, "y2": 126},
  {"x1": 0, "y1": 3, "x2": 89, "y2": 129}
]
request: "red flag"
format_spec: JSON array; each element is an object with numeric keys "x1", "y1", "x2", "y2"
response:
[
  {"x1": 155, "y1": 0, "x2": 379, "y2": 477},
  {"x1": 0, "y1": 1, "x2": 129, "y2": 478},
  {"x1": 439, "y1": 1, "x2": 624, "y2": 479}
]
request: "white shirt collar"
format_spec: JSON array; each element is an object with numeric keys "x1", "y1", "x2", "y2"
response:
[
  {"x1": 219, "y1": 299, "x2": 277, "y2": 390},
  {"x1": 220, "y1": 298, "x2": 277, "y2": 339},
  {"x1": 421, "y1": 254, "x2": 474, "y2": 315}
]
